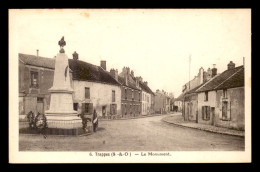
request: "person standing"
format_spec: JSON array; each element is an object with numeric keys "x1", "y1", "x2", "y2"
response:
[{"x1": 92, "y1": 109, "x2": 98, "y2": 132}]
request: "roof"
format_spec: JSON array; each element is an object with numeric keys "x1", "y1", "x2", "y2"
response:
[
  {"x1": 174, "y1": 93, "x2": 185, "y2": 101},
  {"x1": 69, "y1": 59, "x2": 120, "y2": 86},
  {"x1": 196, "y1": 66, "x2": 244, "y2": 92},
  {"x1": 19, "y1": 53, "x2": 55, "y2": 69},
  {"x1": 139, "y1": 81, "x2": 155, "y2": 95},
  {"x1": 19, "y1": 53, "x2": 120, "y2": 86},
  {"x1": 118, "y1": 75, "x2": 140, "y2": 91},
  {"x1": 185, "y1": 83, "x2": 205, "y2": 95}
]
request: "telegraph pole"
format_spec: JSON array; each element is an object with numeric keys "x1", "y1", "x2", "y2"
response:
[{"x1": 189, "y1": 54, "x2": 191, "y2": 90}]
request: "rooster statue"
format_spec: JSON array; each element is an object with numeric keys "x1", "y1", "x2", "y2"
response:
[{"x1": 58, "y1": 36, "x2": 66, "y2": 53}]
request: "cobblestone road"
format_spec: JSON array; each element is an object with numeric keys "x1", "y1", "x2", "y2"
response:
[{"x1": 19, "y1": 114, "x2": 244, "y2": 151}]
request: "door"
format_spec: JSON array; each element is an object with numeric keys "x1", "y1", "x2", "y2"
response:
[
  {"x1": 102, "y1": 106, "x2": 106, "y2": 117},
  {"x1": 211, "y1": 107, "x2": 215, "y2": 125},
  {"x1": 222, "y1": 101, "x2": 228, "y2": 120},
  {"x1": 37, "y1": 97, "x2": 44, "y2": 114}
]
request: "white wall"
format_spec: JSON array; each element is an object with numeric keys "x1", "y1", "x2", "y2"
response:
[
  {"x1": 72, "y1": 80, "x2": 121, "y2": 117},
  {"x1": 142, "y1": 91, "x2": 151, "y2": 115}
]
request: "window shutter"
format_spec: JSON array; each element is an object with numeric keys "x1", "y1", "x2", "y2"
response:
[
  {"x1": 115, "y1": 104, "x2": 117, "y2": 114},
  {"x1": 89, "y1": 103, "x2": 93, "y2": 114},
  {"x1": 110, "y1": 104, "x2": 112, "y2": 115},
  {"x1": 81, "y1": 103, "x2": 85, "y2": 115},
  {"x1": 202, "y1": 106, "x2": 205, "y2": 120},
  {"x1": 207, "y1": 106, "x2": 210, "y2": 119}
]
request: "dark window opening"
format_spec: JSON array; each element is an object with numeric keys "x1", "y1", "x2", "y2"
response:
[
  {"x1": 37, "y1": 97, "x2": 43, "y2": 103},
  {"x1": 204, "y1": 91, "x2": 208, "y2": 101},
  {"x1": 112, "y1": 90, "x2": 115, "y2": 102},
  {"x1": 30, "y1": 71, "x2": 39, "y2": 88},
  {"x1": 85, "y1": 87, "x2": 90, "y2": 99},
  {"x1": 73, "y1": 103, "x2": 78, "y2": 111}
]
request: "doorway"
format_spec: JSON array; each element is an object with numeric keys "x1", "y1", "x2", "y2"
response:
[
  {"x1": 211, "y1": 107, "x2": 215, "y2": 126},
  {"x1": 102, "y1": 106, "x2": 106, "y2": 118},
  {"x1": 37, "y1": 97, "x2": 44, "y2": 114}
]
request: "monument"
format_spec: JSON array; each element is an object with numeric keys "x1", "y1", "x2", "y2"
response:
[{"x1": 45, "y1": 37, "x2": 82, "y2": 135}]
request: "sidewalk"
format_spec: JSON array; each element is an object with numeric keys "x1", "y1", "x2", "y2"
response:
[{"x1": 162, "y1": 113, "x2": 245, "y2": 137}]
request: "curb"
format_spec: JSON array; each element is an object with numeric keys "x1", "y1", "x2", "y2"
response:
[
  {"x1": 99, "y1": 113, "x2": 171, "y2": 121},
  {"x1": 162, "y1": 118, "x2": 244, "y2": 137}
]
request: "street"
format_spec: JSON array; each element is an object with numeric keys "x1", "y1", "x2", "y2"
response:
[{"x1": 19, "y1": 114, "x2": 245, "y2": 151}]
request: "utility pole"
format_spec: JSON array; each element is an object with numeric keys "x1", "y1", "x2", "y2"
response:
[{"x1": 189, "y1": 54, "x2": 191, "y2": 90}]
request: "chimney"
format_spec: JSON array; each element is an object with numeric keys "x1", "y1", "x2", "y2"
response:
[
  {"x1": 144, "y1": 81, "x2": 148, "y2": 86},
  {"x1": 110, "y1": 68, "x2": 118, "y2": 81},
  {"x1": 100, "y1": 60, "x2": 106, "y2": 71},
  {"x1": 36, "y1": 49, "x2": 39, "y2": 57},
  {"x1": 131, "y1": 70, "x2": 134, "y2": 77},
  {"x1": 156, "y1": 89, "x2": 159, "y2": 93},
  {"x1": 135, "y1": 77, "x2": 139, "y2": 88},
  {"x1": 212, "y1": 64, "x2": 217, "y2": 77},
  {"x1": 125, "y1": 73, "x2": 128, "y2": 86},
  {"x1": 72, "y1": 51, "x2": 78, "y2": 60},
  {"x1": 227, "y1": 61, "x2": 235, "y2": 70},
  {"x1": 139, "y1": 76, "x2": 143, "y2": 82}
]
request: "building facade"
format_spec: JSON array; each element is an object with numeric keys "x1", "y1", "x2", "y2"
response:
[
  {"x1": 117, "y1": 67, "x2": 142, "y2": 117},
  {"x1": 196, "y1": 62, "x2": 244, "y2": 130},
  {"x1": 182, "y1": 65, "x2": 218, "y2": 121},
  {"x1": 19, "y1": 52, "x2": 122, "y2": 119},
  {"x1": 154, "y1": 90, "x2": 170, "y2": 114}
]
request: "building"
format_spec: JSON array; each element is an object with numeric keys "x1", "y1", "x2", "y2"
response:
[
  {"x1": 154, "y1": 89, "x2": 170, "y2": 114},
  {"x1": 19, "y1": 53, "x2": 74, "y2": 119},
  {"x1": 138, "y1": 80, "x2": 155, "y2": 115},
  {"x1": 182, "y1": 65, "x2": 217, "y2": 121},
  {"x1": 19, "y1": 52, "x2": 121, "y2": 119},
  {"x1": 117, "y1": 67, "x2": 142, "y2": 117},
  {"x1": 196, "y1": 61, "x2": 244, "y2": 130},
  {"x1": 174, "y1": 93, "x2": 184, "y2": 112}
]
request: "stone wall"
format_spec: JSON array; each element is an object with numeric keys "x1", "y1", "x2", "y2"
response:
[
  {"x1": 215, "y1": 87, "x2": 244, "y2": 130},
  {"x1": 72, "y1": 80, "x2": 121, "y2": 117},
  {"x1": 197, "y1": 91, "x2": 217, "y2": 125}
]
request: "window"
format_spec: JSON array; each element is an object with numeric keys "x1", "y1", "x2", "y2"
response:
[
  {"x1": 112, "y1": 90, "x2": 115, "y2": 102},
  {"x1": 82, "y1": 103, "x2": 93, "y2": 114},
  {"x1": 37, "y1": 97, "x2": 43, "y2": 102},
  {"x1": 30, "y1": 71, "x2": 39, "y2": 88},
  {"x1": 204, "y1": 91, "x2": 208, "y2": 101},
  {"x1": 139, "y1": 92, "x2": 141, "y2": 101},
  {"x1": 110, "y1": 104, "x2": 117, "y2": 115},
  {"x1": 125, "y1": 104, "x2": 127, "y2": 115},
  {"x1": 132, "y1": 90, "x2": 134, "y2": 100},
  {"x1": 202, "y1": 106, "x2": 210, "y2": 120},
  {"x1": 73, "y1": 103, "x2": 78, "y2": 111},
  {"x1": 222, "y1": 101, "x2": 230, "y2": 120},
  {"x1": 85, "y1": 87, "x2": 90, "y2": 99},
  {"x1": 125, "y1": 89, "x2": 127, "y2": 100},
  {"x1": 223, "y1": 89, "x2": 227, "y2": 98}
]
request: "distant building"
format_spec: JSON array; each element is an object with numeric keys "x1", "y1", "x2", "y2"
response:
[
  {"x1": 182, "y1": 64, "x2": 217, "y2": 121},
  {"x1": 154, "y1": 90, "x2": 170, "y2": 114},
  {"x1": 196, "y1": 62, "x2": 244, "y2": 130},
  {"x1": 117, "y1": 67, "x2": 142, "y2": 117},
  {"x1": 137, "y1": 77, "x2": 155, "y2": 115},
  {"x1": 174, "y1": 93, "x2": 184, "y2": 112}
]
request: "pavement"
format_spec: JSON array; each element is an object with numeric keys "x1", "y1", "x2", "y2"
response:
[
  {"x1": 19, "y1": 114, "x2": 244, "y2": 151},
  {"x1": 99, "y1": 113, "x2": 168, "y2": 121},
  {"x1": 162, "y1": 113, "x2": 245, "y2": 137}
]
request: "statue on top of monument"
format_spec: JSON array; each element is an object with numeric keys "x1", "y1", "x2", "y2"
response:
[{"x1": 58, "y1": 36, "x2": 66, "y2": 53}]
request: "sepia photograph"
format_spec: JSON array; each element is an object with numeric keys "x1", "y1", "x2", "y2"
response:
[{"x1": 9, "y1": 9, "x2": 251, "y2": 163}]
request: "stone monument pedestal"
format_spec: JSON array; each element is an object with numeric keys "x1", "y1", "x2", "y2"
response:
[{"x1": 45, "y1": 50, "x2": 82, "y2": 135}]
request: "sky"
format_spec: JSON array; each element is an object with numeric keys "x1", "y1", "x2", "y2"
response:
[{"x1": 9, "y1": 9, "x2": 251, "y2": 97}]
